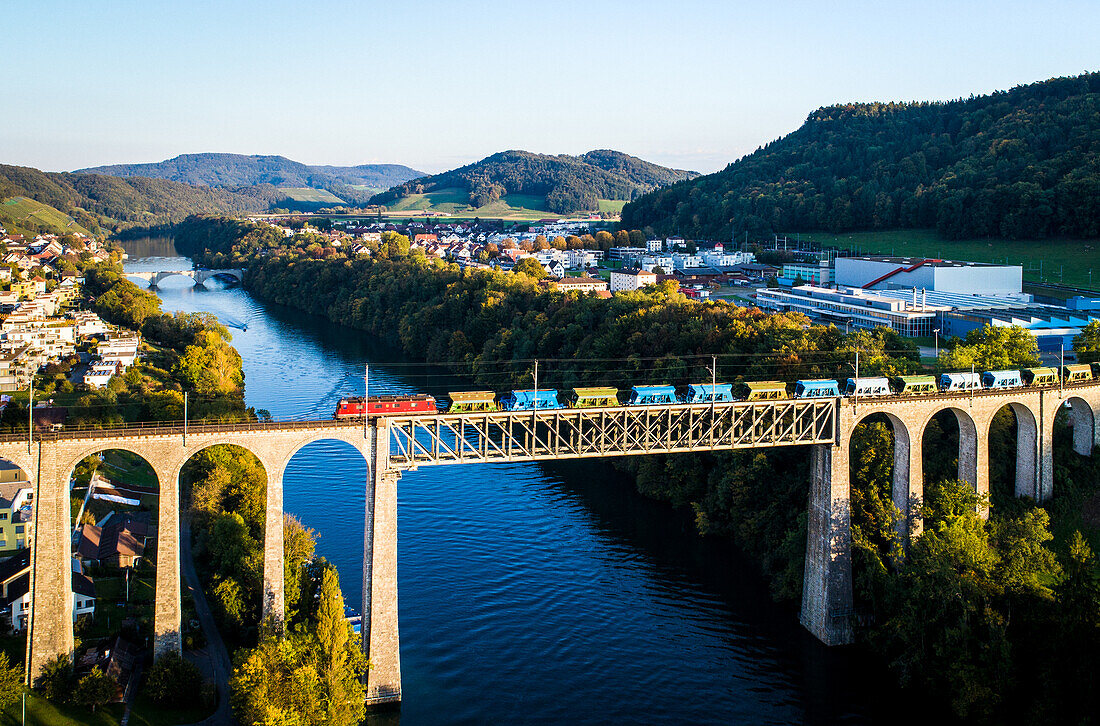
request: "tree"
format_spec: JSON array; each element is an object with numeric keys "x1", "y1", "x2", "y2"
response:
[
  {"x1": 35, "y1": 655, "x2": 74, "y2": 702},
  {"x1": 513, "y1": 258, "x2": 547, "y2": 280},
  {"x1": 380, "y1": 231, "x2": 410, "y2": 259},
  {"x1": 940, "y1": 325, "x2": 1039, "y2": 371},
  {"x1": 0, "y1": 653, "x2": 23, "y2": 711},
  {"x1": 172, "y1": 331, "x2": 244, "y2": 396},
  {"x1": 1073, "y1": 319, "x2": 1100, "y2": 364},
  {"x1": 765, "y1": 276, "x2": 779, "y2": 288},
  {"x1": 1058, "y1": 530, "x2": 1100, "y2": 630},
  {"x1": 75, "y1": 667, "x2": 115, "y2": 712},
  {"x1": 314, "y1": 568, "x2": 367, "y2": 726},
  {"x1": 651, "y1": 266, "x2": 666, "y2": 275},
  {"x1": 284, "y1": 514, "x2": 317, "y2": 622},
  {"x1": 144, "y1": 652, "x2": 202, "y2": 708},
  {"x1": 231, "y1": 636, "x2": 323, "y2": 726}
]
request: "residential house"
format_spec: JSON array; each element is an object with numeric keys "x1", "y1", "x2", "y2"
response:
[
  {"x1": 0, "y1": 345, "x2": 34, "y2": 390},
  {"x1": 546, "y1": 277, "x2": 609, "y2": 294},
  {"x1": 542, "y1": 260, "x2": 566, "y2": 278},
  {"x1": 0, "y1": 467, "x2": 33, "y2": 555},
  {"x1": 610, "y1": 268, "x2": 657, "y2": 293},
  {"x1": 640, "y1": 254, "x2": 674, "y2": 273},
  {"x1": 75, "y1": 512, "x2": 152, "y2": 568},
  {"x1": 0, "y1": 551, "x2": 95, "y2": 631}
]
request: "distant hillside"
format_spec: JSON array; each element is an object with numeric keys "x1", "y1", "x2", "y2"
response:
[
  {"x1": 75, "y1": 153, "x2": 423, "y2": 204},
  {"x1": 0, "y1": 196, "x2": 93, "y2": 237},
  {"x1": 622, "y1": 72, "x2": 1100, "y2": 241},
  {"x1": 0, "y1": 163, "x2": 285, "y2": 233},
  {"x1": 371, "y1": 150, "x2": 698, "y2": 215}
]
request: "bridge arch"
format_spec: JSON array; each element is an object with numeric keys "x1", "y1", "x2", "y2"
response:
[
  {"x1": 986, "y1": 402, "x2": 1039, "y2": 501},
  {"x1": 920, "y1": 406, "x2": 979, "y2": 493},
  {"x1": 277, "y1": 430, "x2": 368, "y2": 475},
  {"x1": 849, "y1": 409, "x2": 917, "y2": 542},
  {"x1": 65, "y1": 448, "x2": 164, "y2": 653},
  {"x1": 1064, "y1": 395, "x2": 1096, "y2": 457},
  {"x1": 178, "y1": 443, "x2": 272, "y2": 635}
]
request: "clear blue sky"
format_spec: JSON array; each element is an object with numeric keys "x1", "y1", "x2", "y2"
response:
[{"x1": 4, "y1": 0, "x2": 1098, "y2": 174}]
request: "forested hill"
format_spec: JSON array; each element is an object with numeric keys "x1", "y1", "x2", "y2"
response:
[
  {"x1": 371, "y1": 149, "x2": 699, "y2": 214},
  {"x1": 622, "y1": 72, "x2": 1100, "y2": 241},
  {"x1": 75, "y1": 153, "x2": 424, "y2": 191},
  {"x1": 0, "y1": 163, "x2": 283, "y2": 234}
]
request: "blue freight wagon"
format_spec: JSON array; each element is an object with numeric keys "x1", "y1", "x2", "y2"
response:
[
  {"x1": 794, "y1": 379, "x2": 840, "y2": 398},
  {"x1": 500, "y1": 389, "x2": 563, "y2": 411},
  {"x1": 685, "y1": 383, "x2": 735, "y2": 403},
  {"x1": 628, "y1": 385, "x2": 678, "y2": 405}
]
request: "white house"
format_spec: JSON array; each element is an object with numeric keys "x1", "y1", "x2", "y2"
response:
[
  {"x1": 640, "y1": 254, "x2": 675, "y2": 273},
  {"x1": 700, "y1": 250, "x2": 755, "y2": 268},
  {"x1": 610, "y1": 268, "x2": 657, "y2": 293},
  {"x1": 672, "y1": 254, "x2": 704, "y2": 271}
]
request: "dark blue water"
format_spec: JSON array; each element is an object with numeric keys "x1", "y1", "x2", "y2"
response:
[{"x1": 123, "y1": 239, "x2": 933, "y2": 725}]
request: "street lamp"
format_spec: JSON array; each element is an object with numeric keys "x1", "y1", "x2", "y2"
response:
[{"x1": 933, "y1": 328, "x2": 940, "y2": 359}]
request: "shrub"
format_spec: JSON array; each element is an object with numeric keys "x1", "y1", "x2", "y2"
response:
[{"x1": 144, "y1": 651, "x2": 203, "y2": 708}]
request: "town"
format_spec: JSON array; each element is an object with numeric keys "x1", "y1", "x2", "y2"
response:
[{"x1": 255, "y1": 216, "x2": 1100, "y2": 358}]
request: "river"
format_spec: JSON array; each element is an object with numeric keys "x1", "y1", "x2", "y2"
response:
[{"x1": 123, "y1": 237, "x2": 937, "y2": 725}]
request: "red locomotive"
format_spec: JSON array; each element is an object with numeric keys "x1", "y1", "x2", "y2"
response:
[{"x1": 334, "y1": 394, "x2": 438, "y2": 418}]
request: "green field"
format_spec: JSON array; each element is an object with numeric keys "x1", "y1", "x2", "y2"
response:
[
  {"x1": 277, "y1": 187, "x2": 345, "y2": 204},
  {"x1": 0, "y1": 691, "x2": 211, "y2": 726},
  {"x1": 797, "y1": 229, "x2": 1100, "y2": 290},
  {"x1": 347, "y1": 184, "x2": 382, "y2": 195},
  {"x1": 0, "y1": 197, "x2": 92, "y2": 236},
  {"x1": 379, "y1": 188, "x2": 561, "y2": 220},
  {"x1": 597, "y1": 199, "x2": 627, "y2": 215}
]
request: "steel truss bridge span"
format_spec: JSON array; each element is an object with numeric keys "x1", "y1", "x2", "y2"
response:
[{"x1": 387, "y1": 399, "x2": 838, "y2": 467}]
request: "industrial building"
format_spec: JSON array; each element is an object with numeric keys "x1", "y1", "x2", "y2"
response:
[
  {"x1": 834, "y1": 256, "x2": 1023, "y2": 296},
  {"x1": 780, "y1": 260, "x2": 833, "y2": 286},
  {"x1": 754, "y1": 283, "x2": 1100, "y2": 352},
  {"x1": 753, "y1": 285, "x2": 948, "y2": 336}
]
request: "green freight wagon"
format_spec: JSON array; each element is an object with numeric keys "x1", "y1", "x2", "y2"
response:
[
  {"x1": 1062, "y1": 364, "x2": 1094, "y2": 383},
  {"x1": 570, "y1": 387, "x2": 620, "y2": 408},
  {"x1": 891, "y1": 375, "x2": 937, "y2": 395},
  {"x1": 1021, "y1": 367, "x2": 1059, "y2": 386},
  {"x1": 447, "y1": 391, "x2": 498, "y2": 412},
  {"x1": 737, "y1": 381, "x2": 788, "y2": 401}
]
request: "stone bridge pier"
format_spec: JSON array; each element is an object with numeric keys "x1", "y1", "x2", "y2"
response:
[{"x1": 800, "y1": 386, "x2": 1100, "y2": 645}]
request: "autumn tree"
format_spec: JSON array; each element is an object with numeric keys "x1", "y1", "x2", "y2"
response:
[
  {"x1": 314, "y1": 567, "x2": 367, "y2": 725},
  {"x1": 513, "y1": 257, "x2": 547, "y2": 280}
]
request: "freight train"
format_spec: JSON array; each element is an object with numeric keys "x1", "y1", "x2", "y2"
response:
[{"x1": 334, "y1": 364, "x2": 1095, "y2": 418}]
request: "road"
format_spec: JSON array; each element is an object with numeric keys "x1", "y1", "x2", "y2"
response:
[{"x1": 180, "y1": 515, "x2": 233, "y2": 725}]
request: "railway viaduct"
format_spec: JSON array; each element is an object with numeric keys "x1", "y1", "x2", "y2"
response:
[
  {"x1": 1, "y1": 382, "x2": 1098, "y2": 705},
  {"x1": 126, "y1": 268, "x2": 244, "y2": 288}
]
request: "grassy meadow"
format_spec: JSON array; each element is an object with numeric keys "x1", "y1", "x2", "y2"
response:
[{"x1": 277, "y1": 187, "x2": 345, "y2": 204}]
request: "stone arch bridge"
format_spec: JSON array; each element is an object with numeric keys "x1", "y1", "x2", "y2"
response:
[
  {"x1": 126, "y1": 268, "x2": 244, "y2": 289},
  {"x1": 2, "y1": 382, "x2": 1098, "y2": 706}
]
